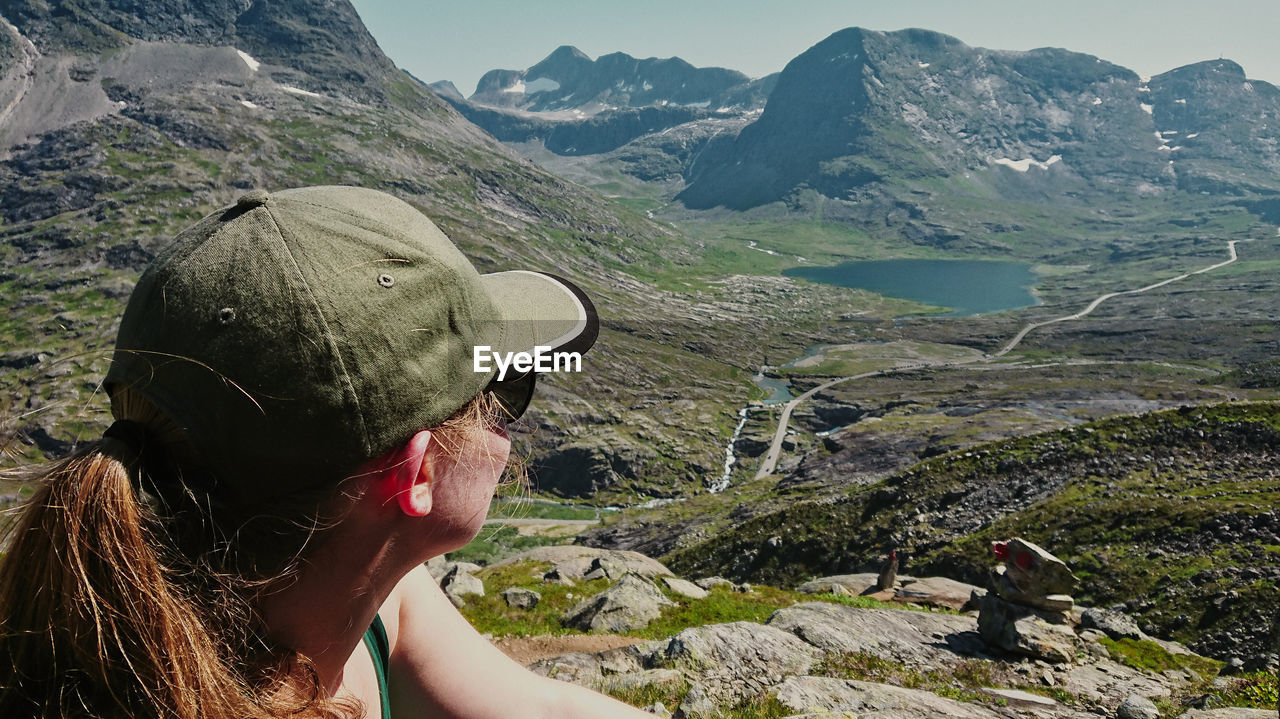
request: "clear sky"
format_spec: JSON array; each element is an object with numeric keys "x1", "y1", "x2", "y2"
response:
[{"x1": 347, "y1": 0, "x2": 1280, "y2": 97}]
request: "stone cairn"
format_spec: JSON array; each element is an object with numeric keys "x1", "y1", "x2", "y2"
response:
[{"x1": 975, "y1": 537, "x2": 1081, "y2": 663}]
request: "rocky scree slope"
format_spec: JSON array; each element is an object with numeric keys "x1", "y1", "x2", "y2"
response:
[
  {"x1": 0, "y1": 0, "x2": 781, "y2": 496},
  {"x1": 662, "y1": 402, "x2": 1280, "y2": 671}
]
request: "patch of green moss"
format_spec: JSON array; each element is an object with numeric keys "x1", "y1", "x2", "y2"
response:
[
  {"x1": 1098, "y1": 637, "x2": 1222, "y2": 677},
  {"x1": 640, "y1": 585, "x2": 797, "y2": 639}
]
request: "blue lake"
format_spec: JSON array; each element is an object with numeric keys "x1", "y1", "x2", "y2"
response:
[{"x1": 783, "y1": 259, "x2": 1039, "y2": 317}]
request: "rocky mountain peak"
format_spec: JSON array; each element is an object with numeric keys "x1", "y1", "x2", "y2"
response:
[
  {"x1": 536, "y1": 44, "x2": 591, "y2": 68},
  {"x1": 0, "y1": 0, "x2": 395, "y2": 98},
  {"x1": 467, "y1": 46, "x2": 758, "y2": 113},
  {"x1": 1159, "y1": 58, "x2": 1247, "y2": 83}
]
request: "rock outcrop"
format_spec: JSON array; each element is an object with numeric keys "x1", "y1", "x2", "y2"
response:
[
  {"x1": 531, "y1": 596, "x2": 1213, "y2": 718},
  {"x1": 976, "y1": 538, "x2": 1081, "y2": 663},
  {"x1": 563, "y1": 573, "x2": 676, "y2": 632},
  {"x1": 480, "y1": 549, "x2": 1242, "y2": 718},
  {"x1": 440, "y1": 562, "x2": 485, "y2": 606}
]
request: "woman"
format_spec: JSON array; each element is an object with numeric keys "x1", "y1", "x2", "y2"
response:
[{"x1": 0, "y1": 186, "x2": 652, "y2": 718}]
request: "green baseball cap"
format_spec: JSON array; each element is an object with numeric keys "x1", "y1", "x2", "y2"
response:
[{"x1": 105, "y1": 186, "x2": 598, "y2": 505}]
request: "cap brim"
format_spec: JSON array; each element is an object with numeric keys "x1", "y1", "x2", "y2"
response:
[
  {"x1": 477, "y1": 271, "x2": 598, "y2": 420},
  {"x1": 479, "y1": 270, "x2": 599, "y2": 358}
]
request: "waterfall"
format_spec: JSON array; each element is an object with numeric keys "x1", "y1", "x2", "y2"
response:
[{"x1": 709, "y1": 406, "x2": 751, "y2": 494}]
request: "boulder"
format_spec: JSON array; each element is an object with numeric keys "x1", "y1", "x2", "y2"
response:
[
  {"x1": 563, "y1": 573, "x2": 676, "y2": 632},
  {"x1": 584, "y1": 556, "x2": 630, "y2": 581},
  {"x1": 655, "y1": 622, "x2": 818, "y2": 705},
  {"x1": 991, "y1": 565, "x2": 1075, "y2": 614},
  {"x1": 528, "y1": 651, "x2": 610, "y2": 684},
  {"x1": 662, "y1": 576, "x2": 710, "y2": 600},
  {"x1": 992, "y1": 538, "x2": 1078, "y2": 598},
  {"x1": 1116, "y1": 695, "x2": 1160, "y2": 719},
  {"x1": 425, "y1": 554, "x2": 449, "y2": 581},
  {"x1": 441, "y1": 563, "x2": 485, "y2": 605},
  {"x1": 896, "y1": 576, "x2": 986, "y2": 610},
  {"x1": 502, "y1": 587, "x2": 541, "y2": 609},
  {"x1": 445, "y1": 561, "x2": 483, "y2": 576},
  {"x1": 657, "y1": 621, "x2": 818, "y2": 674},
  {"x1": 977, "y1": 593, "x2": 1078, "y2": 664},
  {"x1": 1081, "y1": 607, "x2": 1145, "y2": 641}
]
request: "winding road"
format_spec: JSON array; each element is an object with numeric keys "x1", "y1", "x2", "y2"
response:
[
  {"x1": 752, "y1": 240, "x2": 1244, "y2": 479},
  {"x1": 991, "y1": 240, "x2": 1241, "y2": 357}
]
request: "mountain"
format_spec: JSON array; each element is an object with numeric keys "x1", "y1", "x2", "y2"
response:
[
  {"x1": 441, "y1": 28, "x2": 1280, "y2": 255},
  {"x1": 676, "y1": 27, "x2": 1280, "y2": 210},
  {"x1": 0, "y1": 0, "x2": 397, "y2": 101},
  {"x1": 0, "y1": 0, "x2": 764, "y2": 497},
  {"x1": 468, "y1": 45, "x2": 772, "y2": 113},
  {"x1": 1146, "y1": 58, "x2": 1280, "y2": 195},
  {"x1": 435, "y1": 47, "x2": 776, "y2": 158}
]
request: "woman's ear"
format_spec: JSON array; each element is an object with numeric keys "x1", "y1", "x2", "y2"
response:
[{"x1": 388, "y1": 430, "x2": 434, "y2": 517}]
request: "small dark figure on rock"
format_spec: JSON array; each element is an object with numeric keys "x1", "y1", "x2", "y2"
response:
[{"x1": 877, "y1": 549, "x2": 898, "y2": 591}]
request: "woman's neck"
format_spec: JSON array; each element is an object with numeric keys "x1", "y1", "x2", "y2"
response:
[{"x1": 256, "y1": 515, "x2": 403, "y2": 695}]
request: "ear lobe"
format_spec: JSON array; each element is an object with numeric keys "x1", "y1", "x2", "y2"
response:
[{"x1": 390, "y1": 430, "x2": 434, "y2": 517}]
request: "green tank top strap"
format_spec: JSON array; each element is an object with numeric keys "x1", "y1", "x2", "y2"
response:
[{"x1": 361, "y1": 614, "x2": 392, "y2": 719}]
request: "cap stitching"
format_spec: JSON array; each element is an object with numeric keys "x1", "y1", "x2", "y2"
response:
[{"x1": 260, "y1": 206, "x2": 372, "y2": 455}]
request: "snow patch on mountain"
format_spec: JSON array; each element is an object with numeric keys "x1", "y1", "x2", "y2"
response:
[
  {"x1": 236, "y1": 50, "x2": 260, "y2": 72},
  {"x1": 992, "y1": 155, "x2": 1062, "y2": 172},
  {"x1": 280, "y1": 85, "x2": 321, "y2": 98}
]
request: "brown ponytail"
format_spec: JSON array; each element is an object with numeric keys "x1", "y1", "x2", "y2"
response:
[{"x1": 0, "y1": 394, "x2": 358, "y2": 718}]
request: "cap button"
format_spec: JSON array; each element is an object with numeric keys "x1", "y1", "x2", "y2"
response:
[{"x1": 236, "y1": 190, "x2": 270, "y2": 209}]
